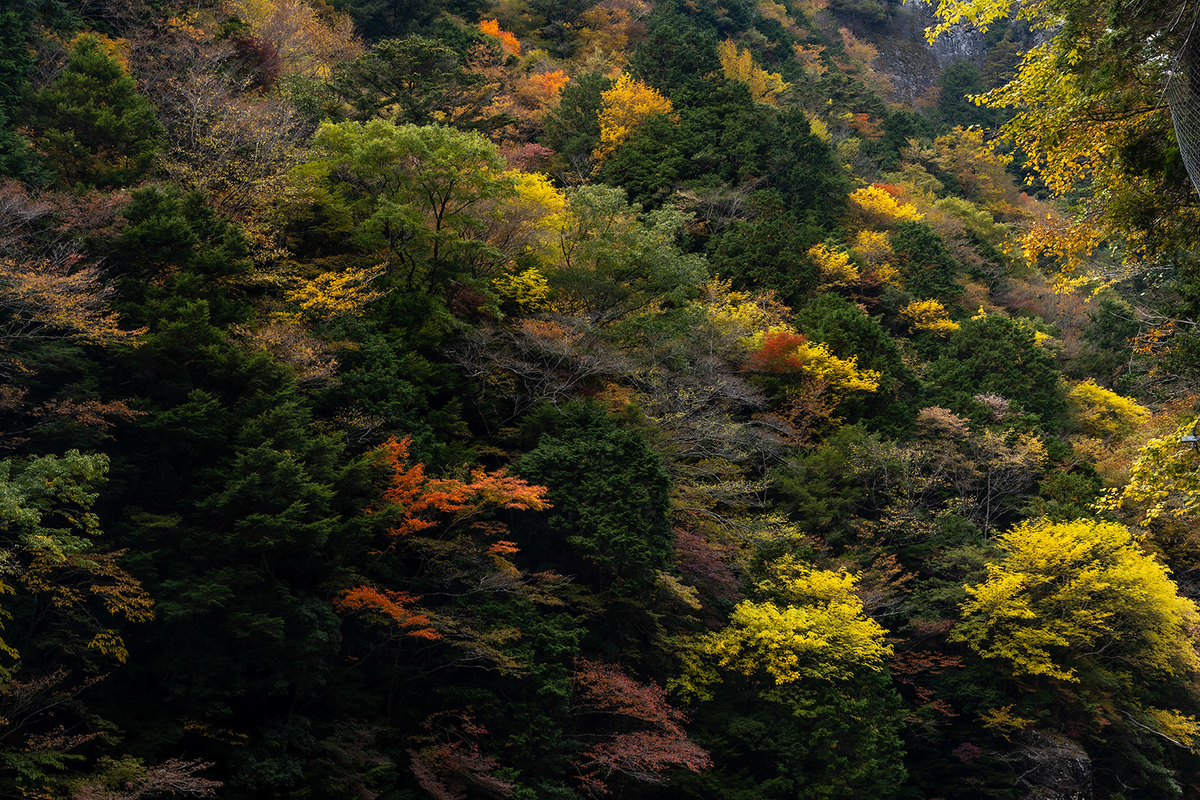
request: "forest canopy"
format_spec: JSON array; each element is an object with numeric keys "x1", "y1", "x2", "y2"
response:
[{"x1": 3, "y1": 0, "x2": 1200, "y2": 798}]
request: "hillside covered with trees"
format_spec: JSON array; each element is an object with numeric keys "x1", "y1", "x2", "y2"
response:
[{"x1": 3, "y1": 0, "x2": 1200, "y2": 797}]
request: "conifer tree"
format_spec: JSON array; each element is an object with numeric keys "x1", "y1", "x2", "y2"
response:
[{"x1": 30, "y1": 34, "x2": 161, "y2": 188}]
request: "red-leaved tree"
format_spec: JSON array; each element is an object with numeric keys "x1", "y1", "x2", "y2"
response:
[
  {"x1": 334, "y1": 437, "x2": 554, "y2": 655},
  {"x1": 570, "y1": 660, "x2": 711, "y2": 795}
]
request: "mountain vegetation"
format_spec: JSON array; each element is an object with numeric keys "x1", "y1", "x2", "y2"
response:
[{"x1": 3, "y1": 0, "x2": 1200, "y2": 797}]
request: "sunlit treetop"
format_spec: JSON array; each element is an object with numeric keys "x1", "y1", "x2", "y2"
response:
[{"x1": 953, "y1": 517, "x2": 1200, "y2": 682}]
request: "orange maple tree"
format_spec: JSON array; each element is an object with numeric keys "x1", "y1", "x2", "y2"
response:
[
  {"x1": 333, "y1": 437, "x2": 551, "y2": 637},
  {"x1": 479, "y1": 19, "x2": 521, "y2": 56},
  {"x1": 374, "y1": 435, "x2": 550, "y2": 538}
]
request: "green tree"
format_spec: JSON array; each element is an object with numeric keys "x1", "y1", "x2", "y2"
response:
[
  {"x1": 892, "y1": 221, "x2": 963, "y2": 300},
  {"x1": 676, "y1": 555, "x2": 906, "y2": 799},
  {"x1": 106, "y1": 185, "x2": 256, "y2": 329},
  {"x1": 294, "y1": 120, "x2": 515, "y2": 293},
  {"x1": 29, "y1": 34, "x2": 160, "y2": 188},
  {"x1": 936, "y1": 60, "x2": 998, "y2": 131},
  {"x1": 0, "y1": 9, "x2": 41, "y2": 183},
  {"x1": 706, "y1": 191, "x2": 823, "y2": 308},
  {"x1": 517, "y1": 402, "x2": 673, "y2": 594},
  {"x1": 772, "y1": 109, "x2": 852, "y2": 228},
  {"x1": 627, "y1": 0, "x2": 721, "y2": 95},
  {"x1": 331, "y1": 35, "x2": 511, "y2": 132},
  {"x1": 542, "y1": 71, "x2": 612, "y2": 180},
  {"x1": 795, "y1": 294, "x2": 922, "y2": 434},
  {"x1": 926, "y1": 313, "x2": 1067, "y2": 426},
  {"x1": 1070, "y1": 295, "x2": 1138, "y2": 385},
  {"x1": 550, "y1": 184, "x2": 708, "y2": 327}
]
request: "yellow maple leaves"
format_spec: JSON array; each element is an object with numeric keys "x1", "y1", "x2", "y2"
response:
[
  {"x1": 900, "y1": 299, "x2": 960, "y2": 337},
  {"x1": 847, "y1": 185, "x2": 923, "y2": 230},
  {"x1": 284, "y1": 265, "x2": 386, "y2": 321},
  {"x1": 493, "y1": 268, "x2": 551, "y2": 311},
  {"x1": 807, "y1": 243, "x2": 859, "y2": 291},
  {"x1": 1067, "y1": 379, "x2": 1149, "y2": 439},
  {"x1": 677, "y1": 555, "x2": 891, "y2": 698},
  {"x1": 592, "y1": 74, "x2": 673, "y2": 163},
  {"x1": 718, "y1": 40, "x2": 790, "y2": 105},
  {"x1": 1098, "y1": 418, "x2": 1200, "y2": 523},
  {"x1": 953, "y1": 518, "x2": 1199, "y2": 682}
]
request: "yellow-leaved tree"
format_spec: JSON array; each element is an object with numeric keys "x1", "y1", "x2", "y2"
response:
[
  {"x1": 1098, "y1": 418, "x2": 1200, "y2": 524},
  {"x1": 846, "y1": 185, "x2": 923, "y2": 230},
  {"x1": 692, "y1": 276, "x2": 793, "y2": 355},
  {"x1": 1067, "y1": 379, "x2": 1149, "y2": 439},
  {"x1": 926, "y1": 0, "x2": 1200, "y2": 278},
  {"x1": 284, "y1": 265, "x2": 386, "y2": 322},
  {"x1": 743, "y1": 328, "x2": 881, "y2": 403},
  {"x1": 900, "y1": 298, "x2": 960, "y2": 337},
  {"x1": 678, "y1": 554, "x2": 891, "y2": 699},
  {"x1": 718, "y1": 39, "x2": 790, "y2": 105},
  {"x1": 807, "y1": 243, "x2": 859, "y2": 291},
  {"x1": 952, "y1": 518, "x2": 1199, "y2": 683},
  {"x1": 592, "y1": 74, "x2": 673, "y2": 163}
]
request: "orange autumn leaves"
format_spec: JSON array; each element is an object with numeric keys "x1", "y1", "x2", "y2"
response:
[
  {"x1": 335, "y1": 586, "x2": 440, "y2": 639},
  {"x1": 333, "y1": 437, "x2": 550, "y2": 637},
  {"x1": 373, "y1": 435, "x2": 549, "y2": 538},
  {"x1": 479, "y1": 19, "x2": 520, "y2": 57}
]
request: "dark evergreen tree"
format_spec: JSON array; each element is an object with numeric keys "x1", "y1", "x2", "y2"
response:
[
  {"x1": 517, "y1": 402, "x2": 673, "y2": 595},
  {"x1": 29, "y1": 33, "x2": 160, "y2": 188},
  {"x1": 926, "y1": 313, "x2": 1068, "y2": 427}
]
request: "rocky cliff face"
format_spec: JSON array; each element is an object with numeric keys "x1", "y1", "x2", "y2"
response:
[
  {"x1": 1013, "y1": 730, "x2": 1094, "y2": 800},
  {"x1": 841, "y1": 0, "x2": 993, "y2": 105}
]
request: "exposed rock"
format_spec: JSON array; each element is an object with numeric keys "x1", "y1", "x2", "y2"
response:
[{"x1": 1011, "y1": 730, "x2": 1093, "y2": 800}]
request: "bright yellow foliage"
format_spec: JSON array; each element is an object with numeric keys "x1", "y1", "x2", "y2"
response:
[
  {"x1": 510, "y1": 170, "x2": 568, "y2": 226},
  {"x1": 953, "y1": 518, "x2": 1200, "y2": 682},
  {"x1": 695, "y1": 276, "x2": 792, "y2": 349},
  {"x1": 807, "y1": 243, "x2": 859, "y2": 291},
  {"x1": 718, "y1": 39, "x2": 790, "y2": 105},
  {"x1": 493, "y1": 267, "x2": 551, "y2": 311},
  {"x1": 847, "y1": 185, "x2": 923, "y2": 229},
  {"x1": 740, "y1": 326, "x2": 881, "y2": 399},
  {"x1": 1143, "y1": 708, "x2": 1200, "y2": 746},
  {"x1": 1098, "y1": 418, "x2": 1200, "y2": 523},
  {"x1": 285, "y1": 266, "x2": 385, "y2": 321},
  {"x1": 851, "y1": 229, "x2": 893, "y2": 266},
  {"x1": 1067, "y1": 379, "x2": 1149, "y2": 439},
  {"x1": 484, "y1": 170, "x2": 568, "y2": 266},
  {"x1": 694, "y1": 558, "x2": 891, "y2": 691},
  {"x1": 797, "y1": 340, "x2": 880, "y2": 399},
  {"x1": 901, "y1": 299, "x2": 960, "y2": 337},
  {"x1": 593, "y1": 74, "x2": 673, "y2": 163},
  {"x1": 852, "y1": 230, "x2": 902, "y2": 286},
  {"x1": 926, "y1": 0, "x2": 1056, "y2": 41},
  {"x1": 926, "y1": 22, "x2": 1171, "y2": 279}
]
